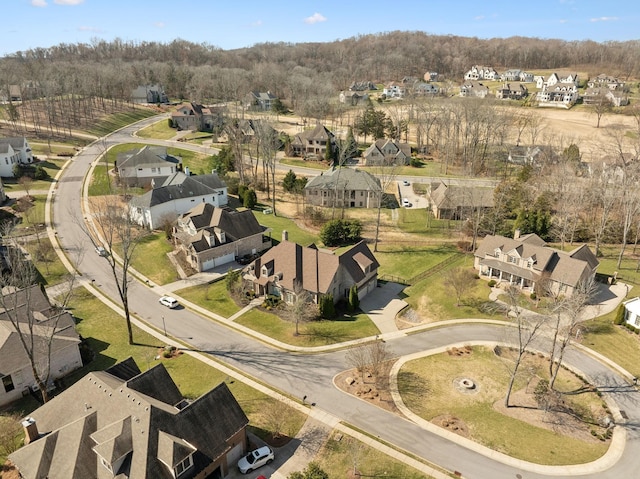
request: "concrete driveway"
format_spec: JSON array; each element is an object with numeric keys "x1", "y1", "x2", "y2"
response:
[{"x1": 359, "y1": 281, "x2": 408, "y2": 334}]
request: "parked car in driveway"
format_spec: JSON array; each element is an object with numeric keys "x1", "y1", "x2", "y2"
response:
[
  {"x1": 402, "y1": 198, "x2": 412, "y2": 207},
  {"x1": 237, "y1": 446, "x2": 274, "y2": 474},
  {"x1": 159, "y1": 295, "x2": 179, "y2": 308},
  {"x1": 402, "y1": 180, "x2": 410, "y2": 186}
]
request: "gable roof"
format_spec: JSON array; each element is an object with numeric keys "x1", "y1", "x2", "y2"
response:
[
  {"x1": 362, "y1": 139, "x2": 411, "y2": 161},
  {"x1": 475, "y1": 234, "x2": 599, "y2": 288},
  {"x1": 0, "y1": 285, "x2": 80, "y2": 377},
  {"x1": 130, "y1": 172, "x2": 226, "y2": 209},
  {"x1": 0, "y1": 137, "x2": 29, "y2": 154},
  {"x1": 117, "y1": 146, "x2": 180, "y2": 170},
  {"x1": 430, "y1": 183, "x2": 494, "y2": 210},
  {"x1": 9, "y1": 359, "x2": 249, "y2": 479},
  {"x1": 305, "y1": 168, "x2": 382, "y2": 193},
  {"x1": 291, "y1": 123, "x2": 335, "y2": 146}
]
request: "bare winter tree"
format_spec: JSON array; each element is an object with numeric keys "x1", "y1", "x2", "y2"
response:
[
  {"x1": 615, "y1": 164, "x2": 640, "y2": 269},
  {"x1": 255, "y1": 120, "x2": 281, "y2": 216},
  {"x1": 542, "y1": 277, "x2": 598, "y2": 390},
  {"x1": 444, "y1": 267, "x2": 477, "y2": 307},
  {"x1": 0, "y1": 224, "x2": 78, "y2": 403},
  {"x1": 82, "y1": 194, "x2": 150, "y2": 345},
  {"x1": 370, "y1": 156, "x2": 402, "y2": 252},
  {"x1": 501, "y1": 285, "x2": 545, "y2": 407},
  {"x1": 345, "y1": 341, "x2": 390, "y2": 386},
  {"x1": 288, "y1": 280, "x2": 312, "y2": 336}
]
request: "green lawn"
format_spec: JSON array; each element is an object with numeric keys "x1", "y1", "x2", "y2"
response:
[
  {"x1": 175, "y1": 280, "x2": 242, "y2": 318},
  {"x1": 128, "y1": 233, "x2": 178, "y2": 285},
  {"x1": 279, "y1": 157, "x2": 329, "y2": 170},
  {"x1": 582, "y1": 309, "x2": 640, "y2": 378},
  {"x1": 375, "y1": 243, "x2": 460, "y2": 281},
  {"x1": 252, "y1": 210, "x2": 319, "y2": 246},
  {"x1": 30, "y1": 142, "x2": 80, "y2": 157},
  {"x1": 397, "y1": 208, "x2": 463, "y2": 239},
  {"x1": 316, "y1": 431, "x2": 433, "y2": 479},
  {"x1": 8, "y1": 195, "x2": 47, "y2": 233},
  {"x1": 234, "y1": 308, "x2": 379, "y2": 346},
  {"x1": 85, "y1": 109, "x2": 158, "y2": 137},
  {"x1": 23, "y1": 238, "x2": 72, "y2": 286},
  {"x1": 167, "y1": 147, "x2": 210, "y2": 175},
  {"x1": 404, "y1": 255, "x2": 501, "y2": 321},
  {"x1": 398, "y1": 347, "x2": 609, "y2": 465},
  {"x1": 136, "y1": 119, "x2": 177, "y2": 139}
]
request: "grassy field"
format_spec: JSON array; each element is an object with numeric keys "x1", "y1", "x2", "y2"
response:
[
  {"x1": 375, "y1": 243, "x2": 461, "y2": 281},
  {"x1": 234, "y1": 308, "x2": 380, "y2": 347},
  {"x1": 582, "y1": 308, "x2": 640, "y2": 378},
  {"x1": 252, "y1": 210, "x2": 319, "y2": 246},
  {"x1": 316, "y1": 431, "x2": 433, "y2": 479},
  {"x1": 175, "y1": 280, "x2": 243, "y2": 318},
  {"x1": 398, "y1": 346, "x2": 610, "y2": 465},
  {"x1": 279, "y1": 157, "x2": 329, "y2": 170},
  {"x1": 128, "y1": 232, "x2": 178, "y2": 285},
  {"x1": 22, "y1": 237, "x2": 72, "y2": 286},
  {"x1": 85, "y1": 109, "x2": 158, "y2": 137},
  {"x1": 136, "y1": 118, "x2": 176, "y2": 139}
]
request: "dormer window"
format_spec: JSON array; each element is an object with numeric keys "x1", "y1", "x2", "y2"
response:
[
  {"x1": 175, "y1": 455, "x2": 193, "y2": 477},
  {"x1": 527, "y1": 259, "x2": 533, "y2": 268},
  {"x1": 493, "y1": 248, "x2": 501, "y2": 257},
  {"x1": 100, "y1": 456, "x2": 113, "y2": 473},
  {"x1": 261, "y1": 265, "x2": 268, "y2": 277},
  {"x1": 507, "y1": 255, "x2": 517, "y2": 264}
]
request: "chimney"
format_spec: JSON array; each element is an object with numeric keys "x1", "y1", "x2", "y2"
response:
[
  {"x1": 282, "y1": 230, "x2": 288, "y2": 242},
  {"x1": 514, "y1": 229, "x2": 521, "y2": 240},
  {"x1": 22, "y1": 417, "x2": 39, "y2": 444},
  {"x1": 184, "y1": 167, "x2": 190, "y2": 176}
]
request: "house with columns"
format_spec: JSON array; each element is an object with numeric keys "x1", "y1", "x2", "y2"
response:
[{"x1": 474, "y1": 231, "x2": 599, "y2": 297}]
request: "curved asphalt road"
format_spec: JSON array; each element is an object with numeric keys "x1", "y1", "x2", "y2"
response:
[{"x1": 51, "y1": 116, "x2": 640, "y2": 479}]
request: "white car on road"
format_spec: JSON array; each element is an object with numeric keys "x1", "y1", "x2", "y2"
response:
[{"x1": 159, "y1": 296, "x2": 179, "y2": 309}]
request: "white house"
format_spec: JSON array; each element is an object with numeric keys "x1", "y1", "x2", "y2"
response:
[
  {"x1": 116, "y1": 145, "x2": 182, "y2": 187},
  {"x1": 382, "y1": 82, "x2": 405, "y2": 98},
  {"x1": 623, "y1": 297, "x2": 640, "y2": 328},
  {"x1": 464, "y1": 65, "x2": 499, "y2": 81},
  {"x1": 129, "y1": 172, "x2": 228, "y2": 229},
  {"x1": 0, "y1": 137, "x2": 34, "y2": 177}
]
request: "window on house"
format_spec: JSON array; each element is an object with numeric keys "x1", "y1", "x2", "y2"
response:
[
  {"x1": 151, "y1": 167, "x2": 157, "y2": 173},
  {"x1": 508, "y1": 255, "x2": 517, "y2": 264},
  {"x1": 100, "y1": 457, "x2": 113, "y2": 472},
  {"x1": 527, "y1": 260, "x2": 533, "y2": 268},
  {"x1": 175, "y1": 455, "x2": 193, "y2": 477},
  {"x1": 2, "y1": 375, "x2": 14, "y2": 392}
]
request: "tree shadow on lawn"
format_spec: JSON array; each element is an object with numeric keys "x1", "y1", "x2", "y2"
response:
[{"x1": 396, "y1": 370, "x2": 430, "y2": 401}]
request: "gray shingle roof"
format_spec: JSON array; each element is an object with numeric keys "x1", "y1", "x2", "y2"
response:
[
  {"x1": 9, "y1": 359, "x2": 249, "y2": 479},
  {"x1": 117, "y1": 146, "x2": 180, "y2": 170},
  {"x1": 130, "y1": 172, "x2": 226, "y2": 208},
  {"x1": 304, "y1": 168, "x2": 381, "y2": 192}
]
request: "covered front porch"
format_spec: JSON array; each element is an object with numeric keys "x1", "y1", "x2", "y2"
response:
[{"x1": 479, "y1": 258, "x2": 538, "y2": 292}]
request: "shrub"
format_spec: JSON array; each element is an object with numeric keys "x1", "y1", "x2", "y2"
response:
[
  {"x1": 347, "y1": 284, "x2": 359, "y2": 312},
  {"x1": 243, "y1": 188, "x2": 257, "y2": 209},
  {"x1": 614, "y1": 304, "x2": 626, "y2": 325},
  {"x1": 34, "y1": 165, "x2": 49, "y2": 180},
  {"x1": 319, "y1": 219, "x2": 362, "y2": 247},
  {"x1": 488, "y1": 280, "x2": 497, "y2": 287},
  {"x1": 318, "y1": 294, "x2": 336, "y2": 319},
  {"x1": 530, "y1": 292, "x2": 537, "y2": 300}
]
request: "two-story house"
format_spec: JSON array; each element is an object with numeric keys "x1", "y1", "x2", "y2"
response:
[
  {"x1": 361, "y1": 139, "x2": 411, "y2": 166},
  {"x1": 290, "y1": 123, "x2": 336, "y2": 160},
  {"x1": 173, "y1": 203, "x2": 272, "y2": 272},
  {"x1": 536, "y1": 82, "x2": 579, "y2": 107},
  {"x1": 382, "y1": 82, "x2": 406, "y2": 99},
  {"x1": 116, "y1": 146, "x2": 182, "y2": 187},
  {"x1": 243, "y1": 236, "x2": 379, "y2": 304},
  {"x1": 429, "y1": 183, "x2": 495, "y2": 220},
  {"x1": 304, "y1": 167, "x2": 381, "y2": 209},
  {"x1": 0, "y1": 137, "x2": 34, "y2": 177},
  {"x1": 129, "y1": 172, "x2": 228, "y2": 230},
  {"x1": 9, "y1": 358, "x2": 250, "y2": 479},
  {"x1": 460, "y1": 82, "x2": 490, "y2": 98},
  {"x1": 171, "y1": 102, "x2": 223, "y2": 132},
  {"x1": 474, "y1": 232, "x2": 599, "y2": 297},
  {"x1": 0, "y1": 284, "x2": 82, "y2": 407},
  {"x1": 496, "y1": 83, "x2": 528, "y2": 100},
  {"x1": 131, "y1": 84, "x2": 168, "y2": 104},
  {"x1": 464, "y1": 65, "x2": 499, "y2": 81},
  {"x1": 246, "y1": 91, "x2": 277, "y2": 111}
]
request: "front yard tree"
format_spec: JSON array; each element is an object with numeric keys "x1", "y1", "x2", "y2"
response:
[
  {"x1": 444, "y1": 267, "x2": 476, "y2": 307},
  {"x1": 0, "y1": 224, "x2": 77, "y2": 403},
  {"x1": 289, "y1": 281, "x2": 312, "y2": 336},
  {"x1": 87, "y1": 194, "x2": 149, "y2": 345},
  {"x1": 501, "y1": 285, "x2": 545, "y2": 407}
]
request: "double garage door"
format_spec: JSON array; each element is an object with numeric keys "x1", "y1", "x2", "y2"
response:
[{"x1": 201, "y1": 252, "x2": 235, "y2": 272}]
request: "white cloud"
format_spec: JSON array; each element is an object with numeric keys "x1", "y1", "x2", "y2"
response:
[
  {"x1": 474, "y1": 15, "x2": 485, "y2": 21},
  {"x1": 154, "y1": 22, "x2": 165, "y2": 28},
  {"x1": 251, "y1": 20, "x2": 263, "y2": 27},
  {"x1": 54, "y1": 0, "x2": 85, "y2": 5},
  {"x1": 304, "y1": 13, "x2": 327, "y2": 25},
  {"x1": 590, "y1": 16, "x2": 618, "y2": 22},
  {"x1": 31, "y1": 0, "x2": 47, "y2": 6}
]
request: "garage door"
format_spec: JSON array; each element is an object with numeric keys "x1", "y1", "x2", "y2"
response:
[
  {"x1": 226, "y1": 443, "x2": 243, "y2": 468},
  {"x1": 202, "y1": 258, "x2": 215, "y2": 271},
  {"x1": 215, "y1": 253, "x2": 235, "y2": 267}
]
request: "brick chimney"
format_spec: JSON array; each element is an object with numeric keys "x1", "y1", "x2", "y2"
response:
[
  {"x1": 514, "y1": 229, "x2": 521, "y2": 240},
  {"x1": 282, "y1": 230, "x2": 288, "y2": 242},
  {"x1": 22, "y1": 417, "x2": 39, "y2": 444}
]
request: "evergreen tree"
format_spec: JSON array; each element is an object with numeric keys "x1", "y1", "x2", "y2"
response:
[
  {"x1": 319, "y1": 294, "x2": 336, "y2": 319},
  {"x1": 283, "y1": 169, "x2": 297, "y2": 192}
]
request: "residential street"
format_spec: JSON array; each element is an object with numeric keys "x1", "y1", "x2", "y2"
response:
[{"x1": 48, "y1": 115, "x2": 640, "y2": 479}]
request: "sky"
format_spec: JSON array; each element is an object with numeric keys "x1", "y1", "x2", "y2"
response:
[{"x1": 2, "y1": 0, "x2": 639, "y2": 57}]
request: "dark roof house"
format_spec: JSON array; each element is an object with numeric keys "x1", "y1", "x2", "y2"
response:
[
  {"x1": 116, "y1": 146, "x2": 182, "y2": 187},
  {"x1": 9, "y1": 358, "x2": 249, "y2": 479},
  {"x1": 304, "y1": 167, "x2": 382, "y2": 209}
]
